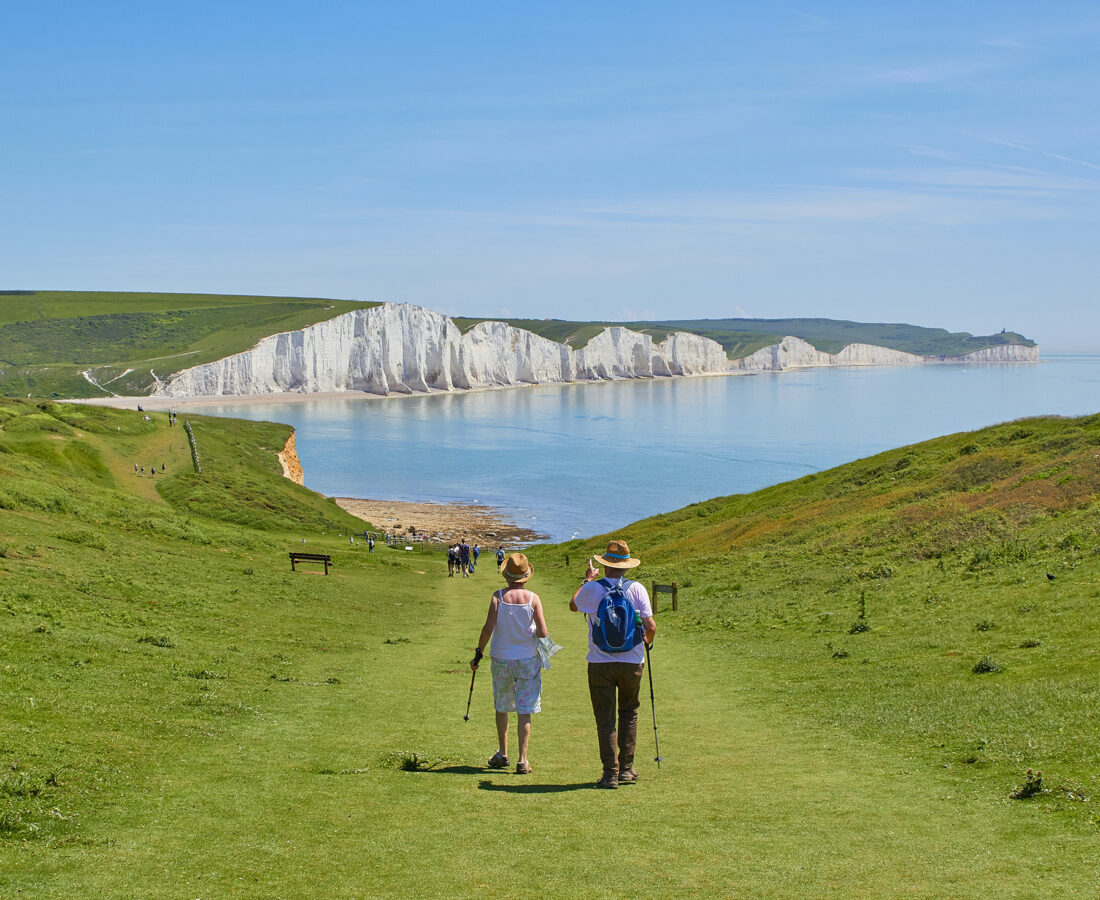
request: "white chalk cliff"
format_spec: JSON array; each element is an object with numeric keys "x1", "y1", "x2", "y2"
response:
[{"x1": 156, "y1": 303, "x2": 1039, "y2": 398}]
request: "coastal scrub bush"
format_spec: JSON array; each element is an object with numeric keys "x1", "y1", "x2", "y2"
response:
[
  {"x1": 1057, "y1": 532, "x2": 1083, "y2": 550},
  {"x1": 973, "y1": 656, "x2": 1001, "y2": 674}
]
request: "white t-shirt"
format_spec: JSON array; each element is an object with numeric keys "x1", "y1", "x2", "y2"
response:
[{"x1": 574, "y1": 578, "x2": 652, "y2": 664}]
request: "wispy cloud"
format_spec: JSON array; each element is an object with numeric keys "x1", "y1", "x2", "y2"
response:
[
  {"x1": 790, "y1": 10, "x2": 829, "y2": 32},
  {"x1": 967, "y1": 133, "x2": 1100, "y2": 172},
  {"x1": 899, "y1": 144, "x2": 963, "y2": 162},
  {"x1": 851, "y1": 165, "x2": 1099, "y2": 194},
  {"x1": 861, "y1": 61, "x2": 994, "y2": 85}
]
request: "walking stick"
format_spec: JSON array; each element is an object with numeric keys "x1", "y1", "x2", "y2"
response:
[
  {"x1": 645, "y1": 642, "x2": 661, "y2": 767},
  {"x1": 463, "y1": 667, "x2": 477, "y2": 721}
]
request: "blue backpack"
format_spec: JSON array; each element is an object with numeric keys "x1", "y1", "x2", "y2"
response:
[{"x1": 591, "y1": 578, "x2": 644, "y2": 653}]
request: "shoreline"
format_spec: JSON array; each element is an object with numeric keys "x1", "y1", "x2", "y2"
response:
[
  {"x1": 334, "y1": 497, "x2": 546, "y2": 546},
  {"x1": 73, "y1": 369, "x2": 749, "y2": 411}
]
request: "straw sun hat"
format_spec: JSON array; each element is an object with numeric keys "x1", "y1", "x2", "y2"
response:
[
  {"x1": 594, "y1": 539, "x2": 641, "y2": 570},
  {"x1": 501, "y1": 552, "x2": 534, "y2": 583}
]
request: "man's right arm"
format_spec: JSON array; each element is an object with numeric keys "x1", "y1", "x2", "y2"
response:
[{"x1": 570, "y1": 566, "x2": 599, "y2": 612}]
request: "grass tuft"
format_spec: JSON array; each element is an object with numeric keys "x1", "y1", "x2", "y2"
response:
[
  {"x1": 1009, "y1": 769, "x2": 1045, "y2": 800},
  {"x1": 137, "y1": 634, "x2": 174, "y2": 648},
  {"x1": 972, "y1": 656, "x2": 1002, "y2": 674}
]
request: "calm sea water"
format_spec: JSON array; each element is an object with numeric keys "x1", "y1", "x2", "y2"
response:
[{"x1": 187, "y1": 356, "x2": 1100, "y2": 542}]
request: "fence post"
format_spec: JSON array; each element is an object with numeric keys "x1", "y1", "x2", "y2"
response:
[{"x1": 184, "y1": 420, "x2": 202, "y2": 474}]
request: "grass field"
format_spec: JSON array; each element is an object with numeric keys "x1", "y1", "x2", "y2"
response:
[
  {"x1": 2, "y1": 400, "x2": 1098, "y2": 897},
  {"x1": 0, "y1": 291, "x2": 373, "y2": 399}
]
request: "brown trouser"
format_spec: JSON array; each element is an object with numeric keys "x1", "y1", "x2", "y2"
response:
[{"x1": 587, "y1": 661, "x2": 644, "y2": 776}]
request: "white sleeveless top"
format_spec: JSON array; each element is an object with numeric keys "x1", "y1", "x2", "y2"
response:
[{"x1": 490, "y1": 589, "x2": 539, "y2": 660}]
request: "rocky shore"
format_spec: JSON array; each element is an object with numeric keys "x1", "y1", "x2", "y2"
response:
[{"x1": 334, "y1": 497, "x2": 546, "y2": 546}]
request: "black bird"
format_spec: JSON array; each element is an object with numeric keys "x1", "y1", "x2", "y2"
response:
[{"x1": 1046, "y1": 572, "x2": 1056, "y2": 581}]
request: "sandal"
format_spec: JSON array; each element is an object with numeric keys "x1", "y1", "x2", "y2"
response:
[
  {"x1": 487, "y1": 752, "x2": 509, "y2": 769},
  {"x1": 516, "y1": 761, "x2": 532, "y2": 775}
]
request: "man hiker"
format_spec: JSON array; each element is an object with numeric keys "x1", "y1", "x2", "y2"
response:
[
  {"x1": 570, "y1": 539, "x2": 656, "y2": 789},
  {"x1": 459, "y1": 539, "x2": 471, "y2": 577},
  {"x1": 496, "y1": 546, "x2": 505, "y2": 569}
]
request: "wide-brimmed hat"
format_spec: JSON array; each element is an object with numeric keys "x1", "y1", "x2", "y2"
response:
[
  {"x1": 501, "y1": 552, "x2": 533, "y2": 583},
  {"x1": 594, "y1": 539, "x2": 641, "y2": 570}
]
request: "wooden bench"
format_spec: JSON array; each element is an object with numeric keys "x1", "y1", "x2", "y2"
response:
[
  {"x1": 290, "y1": 552, "x2": 332, "y2": 575},
  {"x1": 652, "y1": 581, "x2": 679, "y2": 611}
]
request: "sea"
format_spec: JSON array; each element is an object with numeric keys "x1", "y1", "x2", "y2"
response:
[{"x1": 185, "y1": 355, "x2": 1100, "y2": 542}]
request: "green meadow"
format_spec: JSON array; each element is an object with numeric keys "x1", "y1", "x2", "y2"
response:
[
  {"x1": 2, "y1": 399, "x2": 1098, "y2": 897},
  {"x1": 0, "y1": 291, "x2": 372, "y2": 399}
]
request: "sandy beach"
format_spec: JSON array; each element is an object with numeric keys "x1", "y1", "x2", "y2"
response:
[{"x1": 335, "y1": 497, "x2": 546, "y2": 546}]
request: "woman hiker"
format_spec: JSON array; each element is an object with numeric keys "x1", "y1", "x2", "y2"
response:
[{"x1": 470, "y1": 553, "x2": 549, "y2": 775}]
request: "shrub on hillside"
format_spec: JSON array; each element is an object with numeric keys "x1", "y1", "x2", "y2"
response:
[{"x1": 972, "y1": 656, "x2": 1001, "y2": 674}]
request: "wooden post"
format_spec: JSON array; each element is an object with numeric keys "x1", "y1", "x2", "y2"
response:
[
  {"x1": 564, "y1": 552, "x2": 569, "y2": 568},
  {"x1": 651, "y1": 581, "x2": 680, "y2": 611}
]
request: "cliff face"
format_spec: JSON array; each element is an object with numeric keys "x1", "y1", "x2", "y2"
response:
[
  {"x1": 952, "y1": 344, "x2": 1040, "y2": 363},
  {"x1": 157, "y1": 303, "x2": 1039, "y2": 398},
  {"x1": 731, "y1": 336, "x2": 1039, "y2": 372},
  {"x1": 159, "y1": 304, "x2": 733, "y2": 398}
]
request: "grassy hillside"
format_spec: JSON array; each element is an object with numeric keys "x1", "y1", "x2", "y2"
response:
[
  {"x1": 457, "y1": 314, "x2": 1036, "y2": 359},
  {"x1": 0, "y1": 291, "x2": 374, "y2": 399},
  {"x1": 531, "y1": 414, "x2": 1100, "y2": 797},
  {"x1": 3, "y1": 400, "x2": 1097, "y2": 896}
]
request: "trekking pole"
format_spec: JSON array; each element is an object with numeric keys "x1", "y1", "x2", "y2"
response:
[
  {"x1": 645, "y1": 642, "x2": 661, "y2": 768},
  {"x1": 463, "y1": 667, "x2": 477, "y2": 721}
]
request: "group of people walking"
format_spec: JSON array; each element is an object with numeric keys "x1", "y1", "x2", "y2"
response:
[
  {"x1": 470, "y1": 539, "x2": 656, "y2": 789},
  {"x1": 448, "y1": 540, "x2": 493, "y2": 576}
]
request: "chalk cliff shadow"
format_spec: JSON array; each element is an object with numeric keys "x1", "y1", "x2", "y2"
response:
[{"x1": 478, "y1": 780, "x2": 592, "y2": 794}]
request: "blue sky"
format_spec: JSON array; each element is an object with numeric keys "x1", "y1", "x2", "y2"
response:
[{"x1": 2, "y1": 2, "x2": 1098, "y2": 350}]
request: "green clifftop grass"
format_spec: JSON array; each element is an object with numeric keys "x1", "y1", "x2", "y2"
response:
[
  {"x1": 2, "y1": 399, "x2": 1097, "y2": 896},
  {"x1": 0, "y1": 291, "x2": 373, "y2": 399}
]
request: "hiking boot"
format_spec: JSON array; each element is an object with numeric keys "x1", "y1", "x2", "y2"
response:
[
  {"x1": 516, "y1": 761, "x2": 532, "y2": 775},
  {"x1": 618, "y1": 767, "x2": 639, "y2": 784},
  {"x1": 487, "y1": 752, "x2": 509, "y2": 769},
  {"x1": 595, "y1": 772, "x2": 618, "y2": 790}
]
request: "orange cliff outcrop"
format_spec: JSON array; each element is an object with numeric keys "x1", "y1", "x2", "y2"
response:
[{"x1": 278, "y1": 431, "x2": 304, "y2": 485}]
